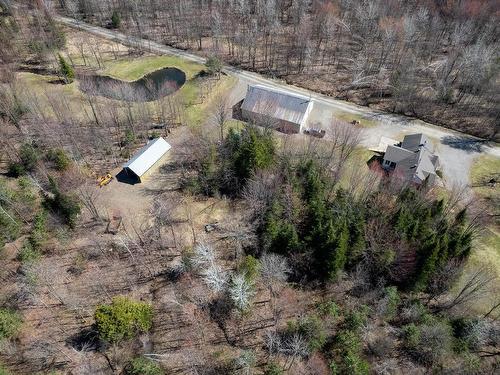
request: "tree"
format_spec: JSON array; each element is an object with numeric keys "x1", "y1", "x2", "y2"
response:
[
  {"x1": 58, "y1": 54, "x2": 75, "y2": 84},
  {"x1": 229, "y1": 274, "x2": 254, "y2": 311},
  {"x1": 94, "y1": 296, "x2": 153, "y2": 343},
  {"x1": 111, "y1": 11, "x2": 121, "y2": 29},
  {"x1": 205, "y1": 56, "x2": 223, "y2": 78}
]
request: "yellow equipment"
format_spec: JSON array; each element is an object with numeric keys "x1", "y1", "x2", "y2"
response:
[{"x1": 97, "y1": 173, "x2": 113, "y2": 187}]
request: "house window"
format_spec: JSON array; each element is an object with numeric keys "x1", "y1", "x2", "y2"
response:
[
  {"x1": 384, "y1": 160, "x2": 391, "y2": 165},
  {"x1": 390, "y1": 161, "x2": 396, "y2": 168}
]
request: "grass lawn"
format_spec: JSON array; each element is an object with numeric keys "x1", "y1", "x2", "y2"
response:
[
  {"x1": 184, "y1": 75, "x2": 237, "y2": 129},
  {"x1": 103, "y1": 55, "x2": 203, "y2": 81},
  {"x1": 333, "y1": 110, "x2": 378, "y2": 128},
  {"x1": 466, "y1": 155, "x2": 500, "y2": 313}
]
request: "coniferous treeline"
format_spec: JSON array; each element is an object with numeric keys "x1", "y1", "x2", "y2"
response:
[{"x1": 186, "y1": 124, "x2": 476, "y2": 291}]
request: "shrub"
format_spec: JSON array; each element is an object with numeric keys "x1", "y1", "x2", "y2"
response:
[
  {"x1": 402, "y1": 323, "x2": 421, "y2": 350},
  {"x1": 17, "y1": 241, "x2": 41, "y2": 264},
  {"x1": 378, "y1": 286, "x2": 400, "y2": 321},
  {"x1": 126, "y1": 357, "x2": 163, "y2": 375},
  {"x1": 0, "y1": 209, "x2": 20, "y2": 250},
  {"x1": 46, "y1": 148, "x2": 71, "y2": 171},
  {"x1": 240, "y1": 255, "x2": 260, "y2": 283},
  {"x1": 111, "y1": 11, "x2": 121, "y2": 28},
  {"x1": 264, "y1": 362, "x2": 283, "y2": 375},
  {"x1": 95, "y1": 296, "x2": 153, "y2": 343},
  {"x1": 0, "y1": 309, "x2": 22, "y2": 340},
  {"x1": 317, "y1": 300, "x2": 340, "y2": 318},
  {"x1": 58, "y1": 54, "x2": 74, "y2": 83},
  {"x1": 289, "y1": 315, "x2": 327, "y2": 352},
  {"x1": 7, "y1": 162, "x2": 25, "y2": 177},
  {"x1": 19, "y1": 142, "x2": 38, "y2": 172},
  {"x1": 28, "y1": 210, "x2": 47, "y2": 250},
  {"x1": 46, "y1": 177, "x2": 81, "y2": 228},
  {"x1": 0, "y1": 364, "x2": 9, "y2": 375},
  {"x1": 344, "y1": 306, "x2": 369, "y2": 332},
  {"x1": 335, "y1": 330, "x2": 362, "y2": 355},
  {"x1": 341, "y1": 352, "x2": 369, "y2": 375},
  {"x1": 123, "y1": 129, "x2": 136, "y2": 146},
  {"x1": 205, "y1": 56, "x2": 222, "y2": 76}
]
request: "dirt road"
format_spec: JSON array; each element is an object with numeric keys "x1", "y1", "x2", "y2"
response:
[{"x1": 55, "y1": 15, "x2": 500, "y2": 188}]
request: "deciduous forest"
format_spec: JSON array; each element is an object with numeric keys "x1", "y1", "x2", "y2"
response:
[
  {"x1": 0, "y1": 1, "x2": 499, "y2": 375},
  {"x1": 57, "y1": 0, "x2": 500, "y2": 139}
]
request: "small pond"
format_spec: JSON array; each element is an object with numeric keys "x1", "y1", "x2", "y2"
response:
[{"x1": 79, "y1": 67, "x2": 186, "y2": 102}]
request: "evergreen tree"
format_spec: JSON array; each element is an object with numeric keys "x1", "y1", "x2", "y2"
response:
[
  {"x1": 58, "y1": 54, "x2": 74, "y2": 83},
  {"x1": 111, "y1": 11, "x2": 121, "y2": 28}
]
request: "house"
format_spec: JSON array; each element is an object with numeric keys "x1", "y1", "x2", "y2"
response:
[
  {"x1": 240, "y1": 85, "x2": 313, "y2": 134},
  {"x1": 122, "y1": 137, "x2": 171, "y2": 182},
  {"x1": 381, "y1": 133, "x2": 440, "y2": 185}
]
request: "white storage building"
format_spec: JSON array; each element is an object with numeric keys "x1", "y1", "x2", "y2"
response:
[{"x1": 122, "y1": 137, "x2": 171, "y2": 182}]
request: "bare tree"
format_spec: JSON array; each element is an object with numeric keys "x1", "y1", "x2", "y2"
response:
[{"x1": 229, "y1": 274, "x2": 254, "y2": 311}]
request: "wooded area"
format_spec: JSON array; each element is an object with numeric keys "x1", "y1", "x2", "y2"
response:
[
  {"x1": 56, "y1": 0, "x2": 500, "y2": 139},
  {"x1": 0, "y1": 1, "x2": 499, "y2": 375}
]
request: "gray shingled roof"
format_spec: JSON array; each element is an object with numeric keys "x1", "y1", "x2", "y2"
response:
[
  {"x1": 384, "y1": 133, "x2": 440, "y2": 184},
  {"x1": 241, "y1": 85, "x2": 312, "y2": 125}
]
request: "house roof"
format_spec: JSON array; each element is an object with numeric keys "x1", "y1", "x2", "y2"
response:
[
  {"x1": 383, "y1": 133, "x2": 439, "y2": 183},
  {"x1": 123, "y1": 137, "x2": 171, "y2": 177},
  {"x1": 401, "y1": 133, "x2": 432, "y2": 152},
  {"x1": 241, "y1": 85, "x2": 312, "y2": 125}
]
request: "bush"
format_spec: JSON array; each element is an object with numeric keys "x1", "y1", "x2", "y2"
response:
[
  {"x1": 126, "y1": 357, "x2": 163, "y2": 375},
  {"x1": 378, "y1": 286, "x2": 400, "y2": 321},
  {"x1": 19, "y1": 142, "x2": 38, "y2": 172},
  {"x1": 123, "y1": 129, "x2": 136, "y2": 146},
  {"x1": 46, "y1": 148, "x2": 71, "y2": 171},
  {"x1": 0, "y1": 364, "x2": 9, "y2": 375},
  {"x1": 0, "y1": 309, "x2": 22, "y2": 340},
  {"x1": 28, "y1": 210, "x2": 47, "y2": 250},
  {"x1": 317, "y1": 300, "x2": 340, "y2": 318},
  {"x1": 335, "y1": 330, "x2": 362, "y2": 355},
  {"x1": 46, "y1": 177, "x2": 81, "y2": 228},
  {"x1": 7, "y1": 162, "x2": 25, "y2": 177},
  {"x1": 205, "y1": 56, "x2": 222, "y2": 76},
  {"x1": 111, "y1": 11, "x2": 121, "y2": 28},
  {"x1": 344, "y1": 306, "x2": 369, "y2": 332},
  {"x1": 341, "y1": 352, "x2": 369, "y2": 375},
  {"x1": 240, "y1": 255, "x2": 260, "y2": 283},
  {"x1": 95, "y1": 296, "x2": 153, "y2": 343},
  {"x1": 402, "y1": 323, "x2": 421, "y2": 349},
  {"x1": 264, "y1": 362, "x2": 283, "y2": 375},
  {"x1": 17, "y1": 241, "x2": 41, "y2": 264},
  {"x1": 289, "y1": 315, "x2": 327, "y2": 352},
  {"x1": 58, "y1": 54, "x2": 74, "y2": 83}
]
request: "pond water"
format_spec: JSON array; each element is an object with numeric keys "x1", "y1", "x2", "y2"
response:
[{"x1": 79, "y1": 67, "x2": 186, "y2": 102}]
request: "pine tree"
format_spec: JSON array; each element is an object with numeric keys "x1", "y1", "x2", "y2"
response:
[
  {"x1": 111, "y1": 11, "x2": 121, "y2": 28},
  {"x1": 58, "y1": 54, "x2": 74, "y2": 83}
]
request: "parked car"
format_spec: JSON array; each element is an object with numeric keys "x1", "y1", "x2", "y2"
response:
[{"x1": 304, "y1": 128, "x2": 326, "y2": 138}]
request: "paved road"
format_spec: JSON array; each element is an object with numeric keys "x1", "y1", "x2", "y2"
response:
[{"x1": 56, "y1": 15, "x2": 500, "y2": 188}]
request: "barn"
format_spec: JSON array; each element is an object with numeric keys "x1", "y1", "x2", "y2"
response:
[
  {"x1": 240, "y1": 85, "x2": 313, "y2": 134},
  {"x1": 122, "y1": 137, "x2": 171, "y2": 182}
]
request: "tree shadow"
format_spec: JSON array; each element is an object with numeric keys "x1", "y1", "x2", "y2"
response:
[
  {"x1": 441, "y1": 135, "x2": 486, "y2": 153},
  {"x1": 66, "y1": 327, "x2": 100, "y2": 351}
]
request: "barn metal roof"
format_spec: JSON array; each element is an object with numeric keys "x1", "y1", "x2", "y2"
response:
[
  {"x1": 123, "y1": 137, "x2": 171, "y2": 177},
  {"x1": 241, "y1": 85, "x2": 312, "y2": 125}
]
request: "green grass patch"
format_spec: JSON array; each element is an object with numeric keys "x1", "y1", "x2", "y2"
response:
[
  {"x1": 184, "y1": 75, "x2": 237, "y2": 128},
  {"x1": 470, "y1": 155, "x2": 500, "y2": 201},
  {"x1": 103, "y1": 55, "x2": 203, "y2": 81},
  {"x1": 334, "y1": 111, "x2": 378, "y2": 128}
]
